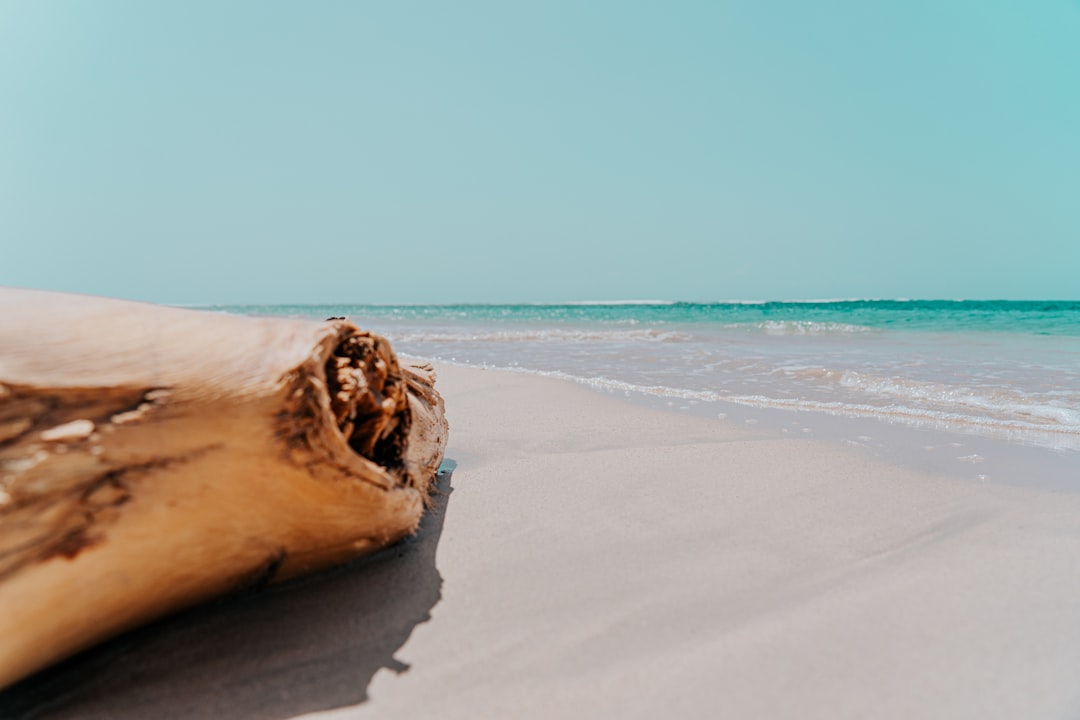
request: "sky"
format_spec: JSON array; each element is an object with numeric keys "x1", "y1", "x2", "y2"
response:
[{"x1": 1, "y1": 1, "x2": 1078, "y2": 304}]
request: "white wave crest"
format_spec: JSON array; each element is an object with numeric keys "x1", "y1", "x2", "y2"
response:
[
  {"x1": 719, "y1": 394, "x2": 1080, "y2": 439},
  {"x1": 724, "y1": 321, "x2": 877, "y2": 336},
  {"x1": 390, "y1": 328, "x2": 692, "y2": 343},
  {"x1": 834, "y1": 372, "x2": 1080, "y2": 427}
]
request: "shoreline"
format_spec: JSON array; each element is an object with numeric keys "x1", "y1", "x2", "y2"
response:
[
  {"x1": 406, "y1": 357, "x2": 1080, "y2": 493},
  {"x1": 613, "y1": 383, "x2": 1080, "y2": 494}
]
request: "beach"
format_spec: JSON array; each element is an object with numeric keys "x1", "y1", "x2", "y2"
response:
[
  {"x1": 340, "y1": 364, "x2": 1080, "y2": 719},
  {"x1": 6, "y1": 0, "x2": 1079, "y2": 715},
  {"x1": 7, "y1": 361, "x2": 1080, "y2": 719}
]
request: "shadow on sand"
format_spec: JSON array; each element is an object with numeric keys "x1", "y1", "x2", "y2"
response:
[{"x1": 0, "y1": 463, "x2": 456, "y2": 720}]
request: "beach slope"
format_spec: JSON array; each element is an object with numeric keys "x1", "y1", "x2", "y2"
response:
[{"x1": 340, "y1": 364, "x2": 1080, "y2": 719}]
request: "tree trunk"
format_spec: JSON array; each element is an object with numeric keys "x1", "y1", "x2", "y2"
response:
[{"x1": 0, "y1": 289, "x2": 448, "y2": 688}]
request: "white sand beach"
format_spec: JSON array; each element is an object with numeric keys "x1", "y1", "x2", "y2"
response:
[
  {"x1": 313, "y1": 364, "x2": 1080, "y2": 719},
  {"x1": 5, "y1": 363, "x2": 1079, "y2": 719}
]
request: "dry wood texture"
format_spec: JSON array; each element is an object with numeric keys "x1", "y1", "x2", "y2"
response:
[{"x1": 0, "y1": 289, "x2": 448, "y2": 688}]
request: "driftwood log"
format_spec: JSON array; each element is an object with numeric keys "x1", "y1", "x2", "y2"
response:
[{"x1": 0, "y1": 289, "x2": 448, "y2": 688}]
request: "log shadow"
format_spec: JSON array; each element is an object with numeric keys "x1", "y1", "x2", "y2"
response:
[{"x1": 0, "y1": 462, "x2": 456, "y2": 720}]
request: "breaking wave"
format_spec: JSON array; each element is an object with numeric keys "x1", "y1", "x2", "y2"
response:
[
  {"x1": 389, "y1": 328, "x2": 692, "y2": 343},
  {"x1": 723, "y1": 321, "x2": 878, "y2": 336}
]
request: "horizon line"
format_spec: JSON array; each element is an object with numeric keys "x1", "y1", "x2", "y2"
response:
[{"x1": 180, "y1": 297, "x2": 1080, "y2": 308}]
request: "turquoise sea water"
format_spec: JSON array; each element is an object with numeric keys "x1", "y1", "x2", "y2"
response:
[
  {"x1": 225, "y1": 300, "x2": 1080, "y2": 335},
  {"x1": 218, "y1": 301, "x2": 1080, "y2": 453}
]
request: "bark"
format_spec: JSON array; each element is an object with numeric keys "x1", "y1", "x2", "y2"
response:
[{"x1": 0, "y1": 289, "x2": 448, "y2": 688}]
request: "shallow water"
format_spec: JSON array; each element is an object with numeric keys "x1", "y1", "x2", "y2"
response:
[{"x1": 217, "y1": 301, "x2": 1080, "y2": 458}]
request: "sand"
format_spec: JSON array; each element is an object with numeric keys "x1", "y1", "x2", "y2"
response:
[{"x1": 4, "y1": 364, "x2": 1080, "y2": 719}]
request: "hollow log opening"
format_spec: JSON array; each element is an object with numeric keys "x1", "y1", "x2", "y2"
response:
[{"x1": 324, "y1": 333, "x2": 412, "y2": 476}]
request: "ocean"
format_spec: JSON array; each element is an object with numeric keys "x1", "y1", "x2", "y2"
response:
[{"x1": 217, "y1": 300, "x2": 1080, "y2": 484}]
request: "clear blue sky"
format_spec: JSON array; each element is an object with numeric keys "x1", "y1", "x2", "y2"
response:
[{"x1": 2, "y1": 1, "x2": 1078, "y2": 304}]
